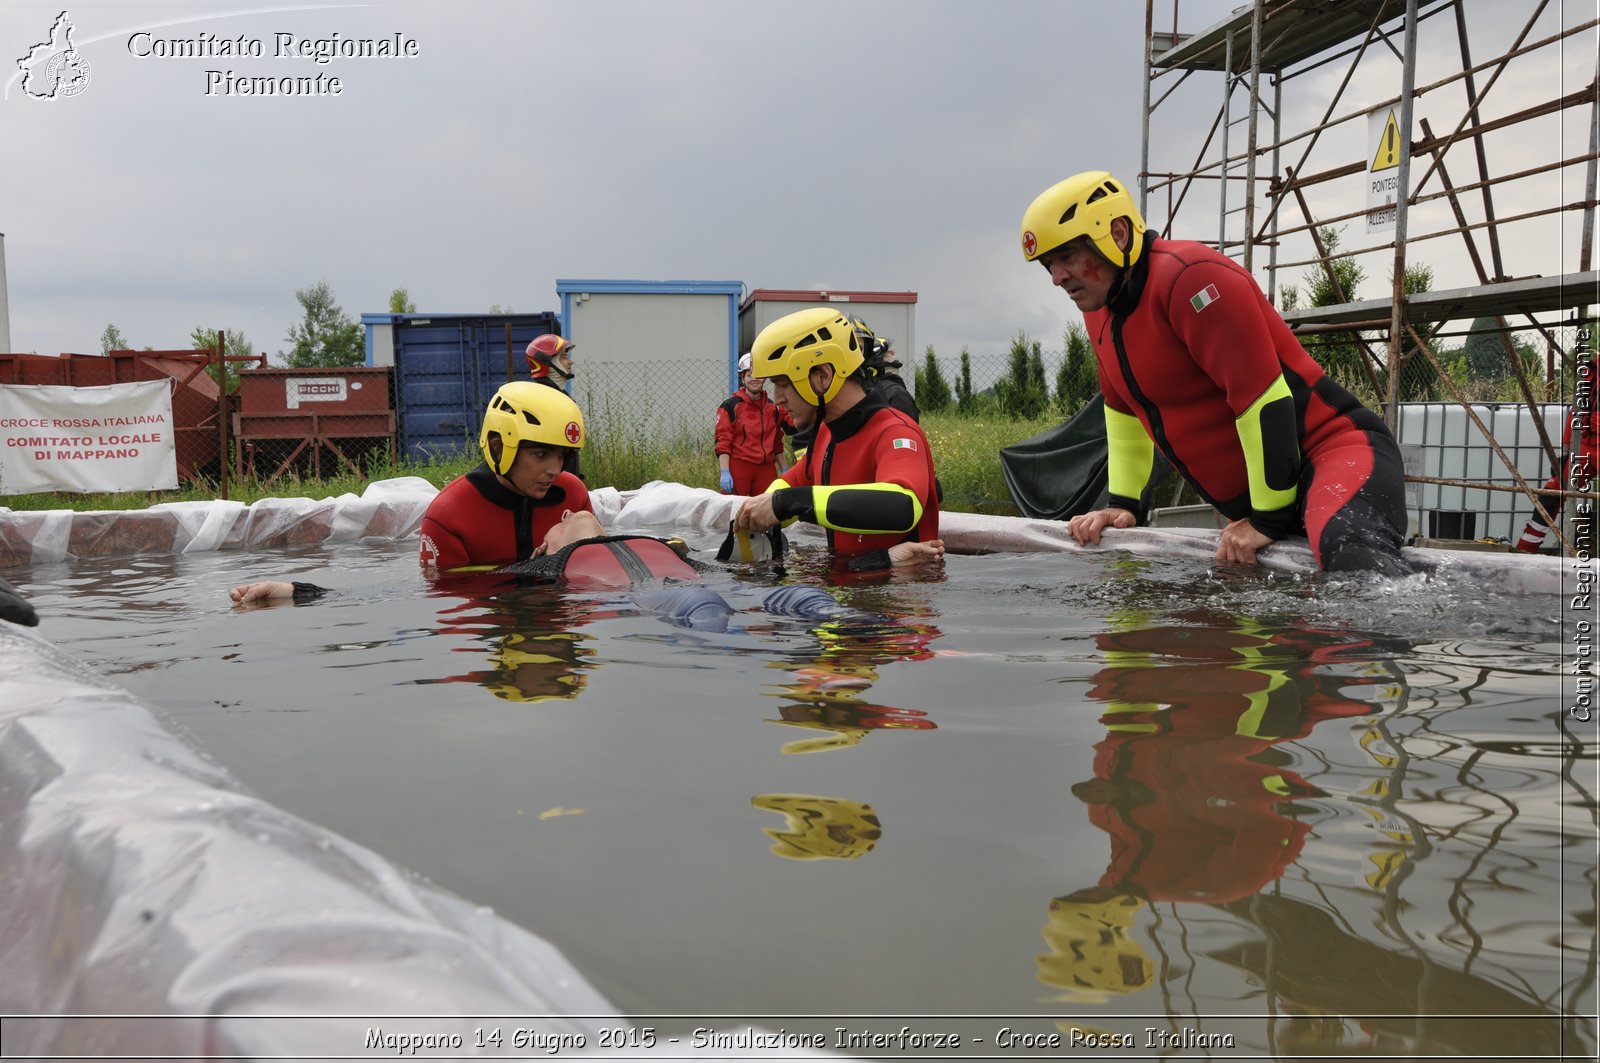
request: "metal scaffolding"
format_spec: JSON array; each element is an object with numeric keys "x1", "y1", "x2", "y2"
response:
[{"x1": 1141, "y1": 0, "x2": 1598, "y2": 551}]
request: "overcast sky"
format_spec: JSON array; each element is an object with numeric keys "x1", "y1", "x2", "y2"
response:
[{"x1": 1, "y1": 0, "x2": 1592, "y2": 364}]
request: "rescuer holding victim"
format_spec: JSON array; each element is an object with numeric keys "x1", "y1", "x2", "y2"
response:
[{"x1": 734, "y1": 307, "x2": 943, "y2": 570}]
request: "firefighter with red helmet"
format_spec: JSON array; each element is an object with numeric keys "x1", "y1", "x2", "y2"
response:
[
  {"x1": 526, "y1": 333, "x2": 576, "y2": 388},
  {"x1": 524, "y1": 333, "x2": 582, "y2": 479}
]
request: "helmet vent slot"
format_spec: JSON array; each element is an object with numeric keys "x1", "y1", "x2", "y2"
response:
[
  {"x1": 795, "y1": 334, "x2": 819, "y2": 349},
  {"x1": 522, "y1": 411, "x2": 540, "y2": 426},
  {"x1": 1059, "y1": 204, "x2": 1078, "y2": 224}
]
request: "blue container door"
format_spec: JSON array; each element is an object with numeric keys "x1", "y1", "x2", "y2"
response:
[{"x1": 393, "y1": 314, "x2": 561, "y2": 460}]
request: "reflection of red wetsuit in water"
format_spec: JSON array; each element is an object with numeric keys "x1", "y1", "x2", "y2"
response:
[{"x1": 1079, "y1": 624, "x2": 1392, "y2": 903}]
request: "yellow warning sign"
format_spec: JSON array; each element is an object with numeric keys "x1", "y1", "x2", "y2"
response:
[{"x1": 1370, "y1": 109, "x2": 1400, "y2": 172}]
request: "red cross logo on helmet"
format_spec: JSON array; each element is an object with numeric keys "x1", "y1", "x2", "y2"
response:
[
  {"x1": 564, "y1": 421, "x2": 581, "y2": 444},
  {"x1": 1022, "y1": 230, "x2": 1037, "y2": 257}
]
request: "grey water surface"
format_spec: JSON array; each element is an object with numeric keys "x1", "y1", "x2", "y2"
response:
[{"x1": 11, "y1": 537, "x2": 1593, "y2": 1058}]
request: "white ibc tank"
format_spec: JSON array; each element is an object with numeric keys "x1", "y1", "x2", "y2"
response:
[{"x1": 1395, "y1": 402, "x2": 1570, "y2": 542}]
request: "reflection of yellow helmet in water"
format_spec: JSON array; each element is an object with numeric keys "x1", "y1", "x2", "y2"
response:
[
  {"x1": 483, "y1": 631, "x2": 590, "y2": 703},
  {"x1": 1036, "y1": 891, "x2": 1153, "y2": 1003},
  {"x1": 764, "y1": 717, "x2": 869, "y2": 755},
  {"x1": 752, "y1": 794, "x2": 881, "y2": 860}
]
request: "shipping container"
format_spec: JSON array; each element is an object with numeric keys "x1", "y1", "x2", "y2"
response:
[
  {"x1": 362, "y1": 312, "x2": 561, "y2": 460},
  {"x1": 0, "y1": 350, "x2": 224, "y2": 479},
  {"x1": 738, "y1": 289, "x2": 918, "y2": 390},
  {"x1": 233, "y1": 367, "x2": 394, "y2": 484}
]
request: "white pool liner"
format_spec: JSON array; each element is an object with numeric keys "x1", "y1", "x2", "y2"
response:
[
  {"x1": 2, "y1": 477, "x2": 1578, "y2": 597},
  {"x1": 0, "y1": 621, "x2": 617, "y2": 1056}
]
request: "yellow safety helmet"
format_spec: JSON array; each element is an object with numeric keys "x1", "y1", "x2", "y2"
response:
[
  {"x1": 750, "y1": 307, "x2": 864, "y2": 405},
  {"x1": 751, "y1": 793, "x2": 881, "y2": 860},
  {"x1": 482, "y1": 631, "x2": 591, "y2": 703},
  {"x1": 1036, "y1": 891, "x2": 1153, "y2": 1003},
  {"x1": 1020, "y1": 170, "x2": 1148, "y2": 270},
  {"x1": 479, "y1": 381, "x2": 585, "y2": 475}
]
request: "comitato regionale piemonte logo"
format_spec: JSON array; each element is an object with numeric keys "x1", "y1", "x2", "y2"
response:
[{"x1": 17, "y1": 11, "x2": 92, "y2": 100}]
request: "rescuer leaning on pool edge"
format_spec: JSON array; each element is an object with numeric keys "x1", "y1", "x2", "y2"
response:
[{"x1": 1021, "y1": 170, "x2": 1410, "y2": 575}]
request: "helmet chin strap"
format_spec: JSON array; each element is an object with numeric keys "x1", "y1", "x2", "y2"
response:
[{"x1": 809, "y1": 367, "x2": 830, "y2": 420}]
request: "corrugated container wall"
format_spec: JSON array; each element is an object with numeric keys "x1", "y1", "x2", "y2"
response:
[
  {"x1": 361, "y1": 312, "x2": 561, "y2": 460},
  {"x1": 556, "y1": 280, "x2": 742, "y2": 446}
]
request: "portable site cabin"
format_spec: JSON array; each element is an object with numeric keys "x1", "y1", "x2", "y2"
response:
[
  {"x1": 738, "y1": 289, "x2": 919, "y2": 387},
  {"x1": 554, "y1": 280, "x2": 743, "y2": 442}
]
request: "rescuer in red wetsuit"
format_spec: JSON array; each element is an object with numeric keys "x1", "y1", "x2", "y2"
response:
[
  {"x1": 229, "y1": 382, "x2": 596, "y2": 600},
  {"x1": 1020, "y1": 170, "x2": 1409, "y2": 574},
  {"x1": 716, "y1": 352, "x2": 794, "y2": 495},
  {"x1": 734, "y1": 307, "x2": 943, "y2": 570},
  {"x1": 416, "y1": 380, "x2": 592, "y2": 572},
  {"x1": 1514, "y1": 355, "x2": 1596, "y2": 554}
]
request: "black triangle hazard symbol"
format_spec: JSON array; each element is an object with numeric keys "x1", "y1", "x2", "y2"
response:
[{"x1": 1371, "y1": 110, "x2": 1401, "y2": 172}]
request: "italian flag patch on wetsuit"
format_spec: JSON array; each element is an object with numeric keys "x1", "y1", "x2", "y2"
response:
[
  {"x1": 892, "y1": 437, "x2": 918, "y2": 451},
  {"x1": 1190, "y1": 284, "x2": 1220, "y2": 312}
]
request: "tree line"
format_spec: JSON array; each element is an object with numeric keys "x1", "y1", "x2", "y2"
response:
[
  {"x1": 909, "y1": 323, "x2": 1099, "y2": 420},
  {"x1": 95, "y1": 282, "x2": 427, "y2": 386}
]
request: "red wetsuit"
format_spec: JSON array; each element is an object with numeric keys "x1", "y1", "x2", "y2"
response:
[
  {"x1": 419, "y1": 463, "x2": 591, "y2": 571},
  {"x1": 1528, "y1": 359, "x2": 1597, "y2": 519},
  {"x1": 1080, "y1": 623, "x2": 1387, "y2": 902},
  {"x1": 771, "y1": 391, "x2": 939, "y2": 563},
  {"x1": 716, "y1": 388, "x2": 794, "y2": 495},
  {"x1": 1087, "y1": 233, "x2": 1407, "y2": 571},
  {"x1": 497, "y1": 534, "x2": 703, "y2": 590}
]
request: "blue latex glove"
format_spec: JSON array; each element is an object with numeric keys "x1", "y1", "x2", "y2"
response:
[{"x1": 719, "y1": 468, "x2": 735, "y2": 494}]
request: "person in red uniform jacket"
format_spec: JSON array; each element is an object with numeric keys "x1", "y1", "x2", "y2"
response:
[
  {"x1": 1514, "y1": 355, "x2": 1596, "y2": 553},
  {"x1": 1020, "y1": 171, "x2": 1409, "y2": 575},
  {"x1": 734, "y1": 307, "x2": 943, "y2": 571},
  {"x1": 716, "y1": 351, "x2": 794, "y2": 495}
]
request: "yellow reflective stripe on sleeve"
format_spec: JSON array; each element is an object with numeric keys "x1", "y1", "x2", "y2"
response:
[
  {"x1": 1235, "y1": 375, "x2": 1298, "y2": 512},
  {"x1": 763, "y1": 478, "x2": 784, "y2": 494},
  {"x1": 812, "y1": 483, "x2": 922, "y2": 535},
  {"x1": 1233, "y1": 670, "x2": 1292, "y2": 739},
  {"x1": 1104, "y1": 405, "x2": 1156, "y2": 501}
]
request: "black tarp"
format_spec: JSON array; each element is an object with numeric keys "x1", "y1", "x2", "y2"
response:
[{"x1": 998, "y1": 396, "x2": 1174, "y2": 521}]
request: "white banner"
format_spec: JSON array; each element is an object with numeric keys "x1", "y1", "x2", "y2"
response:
[{"x1": 0, "y1": 379, "x2": 178, "y2": 494}]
